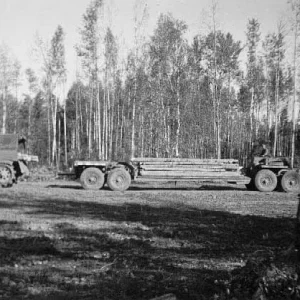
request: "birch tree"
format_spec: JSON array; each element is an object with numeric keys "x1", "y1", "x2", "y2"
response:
[
  {"x1": 0, "y1": 44, "x2": 20, "y2": 134},
  {"x1": 246, "y1": 19, "x2": 261, "y2": 149},
  {"x1": 263, "y1": 25, "x2": 285, "y2": 156},
  {"x1": 203, "y1": 31, "x2": 242, "y2": 158},
  {"x1": 103, "y1": 28, "x2": 118, "y2": 159},
  {"x1": 77, "y1": 0, "x2": 103, "y2": 158},
  {"x1": 129, "y1": 0, "x2": 148, "y2": 159},
  {"x1": 25, "y1": 68, "x2": 39, "y2": 152},
  {"x1": 289, "y1": 0, "x2": 300, "y2": 167},
  {"x1": 49, "y1": 25, "x2": 66, "y2": 165},
  {"x1": 149, "y1": 14, "x2": 187, "y2": 157}
]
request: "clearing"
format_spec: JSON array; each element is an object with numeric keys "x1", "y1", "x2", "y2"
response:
[{"x1": 0, "y1": 179, "x2": 298, "y2": 299}]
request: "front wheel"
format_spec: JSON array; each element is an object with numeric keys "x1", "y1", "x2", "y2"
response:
[
  {"x1": 107, "y1": 168, "x2": 131, "y2": 192},
  {"x1": 281, "y1": 170, "x2": 300, "y2": 193},
  {"x1": 254, "y1": 169, "x2": 277, "y2": 192},
  {"x1": 0, "y1": 165, "x2": 13, "y2": 188},
  {"x1": 80, "y1": 167, "x2": 105, "y2": 190}
]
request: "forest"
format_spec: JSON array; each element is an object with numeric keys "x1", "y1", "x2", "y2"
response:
[{"x1": 0, "y1": 0, "x2": 300, "y2": 169}]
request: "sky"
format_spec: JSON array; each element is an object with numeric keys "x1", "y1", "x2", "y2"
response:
[{"x1": 0, "y1": 0, "x2": 290, "y2": 97}]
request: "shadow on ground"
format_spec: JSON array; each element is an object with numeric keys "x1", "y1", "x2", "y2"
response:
[
  {"x1": 46, "y1": 182, "x2": 246, "y2": 191},
  {"x1": 0, "y1": 194, "x2": 297, "y2": 300}
]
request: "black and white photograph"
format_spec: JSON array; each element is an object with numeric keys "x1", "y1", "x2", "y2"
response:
[{"x1": 0, "y1": 0, "x2": 300, "y2": 299}]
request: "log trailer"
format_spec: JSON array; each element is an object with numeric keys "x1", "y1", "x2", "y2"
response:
[
  {"x1": 71, "y1": 156, "x2": 300, "y2": 192},
  {"x1": 0, "y1": 134, "x2": 38, "y2": 187}
]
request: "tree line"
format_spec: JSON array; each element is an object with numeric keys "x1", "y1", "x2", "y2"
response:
[{"x1": 1, "y1": 0, "x2": 300, "y2": 168}]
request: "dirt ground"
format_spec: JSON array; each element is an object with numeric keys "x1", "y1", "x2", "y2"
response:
[{"x1": 0, "y1": 178, "x2": 299, "y2": 300}]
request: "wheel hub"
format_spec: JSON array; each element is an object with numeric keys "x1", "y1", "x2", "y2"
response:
[
  {"x1": 0, "y1": 166, "x2": 11, "y2": 186},
  {"x1": 261, "y1": 176, "x2": 272, "y2": 186},
  {"x1": 287, "y1": 178, "x2": 296, "y2": 187},
  {"x1": 116, "y1": 176, "x2": 124, "y2": 184},
  {"x1": 88, "y1": 176, "x2": 97, "y2": 184},
  {"x1": 0, "y1": 167, "x2": 10, "y2": 179}
]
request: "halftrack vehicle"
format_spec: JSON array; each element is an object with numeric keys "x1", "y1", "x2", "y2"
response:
[{"x1": 0, "y1": 134, "x2": 38, "y2": 187}]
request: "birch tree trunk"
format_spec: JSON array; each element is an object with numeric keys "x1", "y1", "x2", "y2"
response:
[
  {"x1": 291, "y1": 12, "x2": 298, "y2": 168},
  {"x1": 273, "y1": 69, "x2": 280, "y2": 157},
  {"x1": 51, "y1": 95, "x2": 58, "y2": 165},
  {"x1": 2, "y1": 86, "x2": 7, "y2": 134},
  {"x1": 64, "y1": 100, "x2": 67, "y2": 166},
  {"x1": 175, "y1": 87, "x2": 180, "y2": 157},
  {"x1": 131, "y1": 83, "x2": 136, "y2": 159},
  {"x1": 47, "y1": 91, "x2": 52, "y2": 165}
]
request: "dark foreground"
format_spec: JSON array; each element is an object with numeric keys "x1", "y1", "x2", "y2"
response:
[{"x1": 0, "y1": 179, "x2": 299, "y2": 299}]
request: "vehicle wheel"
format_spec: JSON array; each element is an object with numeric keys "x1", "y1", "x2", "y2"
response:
[
  {"x1": 281, "y1": 170, "x2": 300, "y2": 193},
  {"x1": 0, "y1": 165, "x2": 13, "y2": 188},
  {"x1": 254, "y1": 169, "x2": 277, "y2": 192},
  {"x1": 80, "y1": 167, "x2": 104, "y2": 190},
  {"x1": 107, "y1": 168, "x2": 131, "y2": 192},
  {"x1": 245, "y1": 179, "x2": 257, "y2": 191}
]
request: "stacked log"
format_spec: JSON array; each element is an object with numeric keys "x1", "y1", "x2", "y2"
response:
[{"x1": 132, "y1": 158, "x2": 243, "y2": 182}]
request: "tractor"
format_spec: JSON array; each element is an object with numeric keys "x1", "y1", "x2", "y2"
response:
[
  {"x1": 245, "y1": 156, "x2": 300, "y2": 192},
  {"x1": 0, "y1": 134, "x2": 38, "y2": 187}
]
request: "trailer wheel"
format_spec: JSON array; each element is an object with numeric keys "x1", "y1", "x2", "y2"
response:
[
  {"x1": 254, "y1": 169, "x2": 277, "y2": 192},
  {"x1": 0, "y1": 165, "x2": 12, "y2": 188},
  {"x1": 281, "y1": 170, "x2": 300, "y2": 193},
  {"x1": 80, "y1": 167, "x2": 105, "y2": 190},
  {"x1": 107, "y1": 168, "x2": 131, "y2": 192}
]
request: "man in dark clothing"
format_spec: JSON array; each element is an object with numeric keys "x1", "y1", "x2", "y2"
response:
[
  {"x1": 18, "y1": 136, "x2": 26, "y2": 153},
  {"x1": 249, "y1": 141, "x2": 271, "y2": 167},
  {"x1": 260, "y1": 143, "x2": 270, "y2": 157}
]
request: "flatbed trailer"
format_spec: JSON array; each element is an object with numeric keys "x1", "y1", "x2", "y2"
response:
[{"x1": 71, "y1": 158, "x2": 251, "y2": 192}]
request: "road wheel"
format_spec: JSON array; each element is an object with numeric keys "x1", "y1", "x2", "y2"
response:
[
  {"x1": 281, "y1": 170, "x2": 300, "y2": 193},
  {"x1": 254, "y1": 169, "x2": 277, "y2": 192},
  {"x1": 0, "y1": 165, "x2": 13, "y2": 188},
  {"x1": 107, "y1": 168, "x2": 131, "y2": 192},
  {"x1": 80, "y1": 167, "x2": 104, "y2": 190}
]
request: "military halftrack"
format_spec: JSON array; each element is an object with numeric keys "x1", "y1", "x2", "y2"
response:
[{"x1": 0, "y1": 134, "x2": 38, "y2": 187}]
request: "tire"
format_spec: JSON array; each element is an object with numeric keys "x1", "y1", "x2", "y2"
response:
[
  {"x1": 281, "y1": 170, "x2": 300, "y2": 193},
  {"x1": 0, "y1": 165, "x2": 13, "y2": 188},
  {"x1": 254, "y1": 169, "x2": 277, "y2": 192},
  {"x1": 107, "y1": 168, "x2": 131, "y2": 192},
  {"x1": 80, "y1": 167, "x2": 105, "y2": 190}
]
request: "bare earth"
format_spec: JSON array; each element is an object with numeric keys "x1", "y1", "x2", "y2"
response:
[{"x1": 0, "y1": 179, "x2": 298, "y2": 299}]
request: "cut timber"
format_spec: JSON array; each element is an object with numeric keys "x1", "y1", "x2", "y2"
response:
[
  {"x1": 133, "y1": 157, "x2": 238, "y2": 163},
  {"x1": 139, "y1": 170, "x2": 240, "y2": 177},
  {"x1": 140, "y1": 164, "x2": 240, "y2": 170},
  {"x1": 138, "y1": 161, "x2": 239, "y2": 165},
  {"x1": 140, "y1": 167, "x2": 237, "y2": 172},
  {"x1": 132, "y1": 157, "x2": 249, "y2": 185}
]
